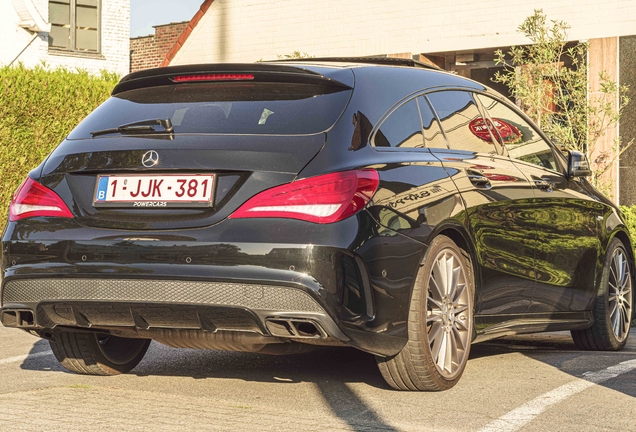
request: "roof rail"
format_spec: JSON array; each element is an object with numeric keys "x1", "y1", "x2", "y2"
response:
[{"x1": 270, "y1": 56, "x2": 443, "y2": 70}]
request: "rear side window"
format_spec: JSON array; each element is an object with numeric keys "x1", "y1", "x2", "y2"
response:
[
  {"x1": 68, "y1": 83, "x2": 352, "y2": 138},
  {"x1": 426, "y1": 91, "x2": 498, "y2": 154},
  {"x1": 374, "y1": 99, "x2": 424, "y2": 148},
  {"x1": 475, "y1": 94, "x2": 558, "y2": 171}
]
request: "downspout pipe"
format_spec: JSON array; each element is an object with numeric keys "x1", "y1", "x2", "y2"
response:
[{"x1": 8, "y1": 33, "x2": 39, "y2": 67}]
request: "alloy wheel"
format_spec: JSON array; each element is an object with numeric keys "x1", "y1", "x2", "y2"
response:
[
  {"x1": 426, "y1": 249, "x2": 472, "y2": 379},
  {"x1": 608, "y1": 248, "x2": 632, "y2": 342}
]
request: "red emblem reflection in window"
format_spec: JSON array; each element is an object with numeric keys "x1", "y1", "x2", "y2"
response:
[{"x1": 469, "y1": 118, "x2": 522, "y2": 144}]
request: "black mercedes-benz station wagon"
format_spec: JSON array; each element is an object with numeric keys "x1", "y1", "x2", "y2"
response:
[{"x1": 1, "y1": 58, "x2": 633, "y2": 391}]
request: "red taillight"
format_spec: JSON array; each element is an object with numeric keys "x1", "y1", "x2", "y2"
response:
[
  {"x1": 230, "y1": 169, "x2": 379, "y2": 224},
  {"x1": 173, "y1": 73, "x2": 255, "y2": 82},
  {"x1": 9, "y1": 178, "x2": 73, "y2": 222}
]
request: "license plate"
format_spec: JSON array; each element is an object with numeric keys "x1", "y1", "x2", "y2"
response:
[{"x1": 93, "y1": 174, "x2": 215, "y2": 208}]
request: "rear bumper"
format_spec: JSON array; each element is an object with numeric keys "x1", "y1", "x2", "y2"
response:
[
  {"x1": 1, "y1": 215, "x2": 426, "y2": 356},
  {"x1": 1, "y1": 278, "x2": 348, "y2": 343}
]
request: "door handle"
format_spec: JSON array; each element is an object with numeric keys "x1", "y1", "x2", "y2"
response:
[
  {"x1": 534, "y1": 179, "x2": 553, "y2": 192},
  {"x1": 468, "y1": 174, "x2": 492, "y2": 189}
]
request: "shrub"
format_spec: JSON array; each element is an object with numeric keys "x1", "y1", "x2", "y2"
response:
[
  {"x1": 0, "y1": 64, "x2": 117, "y2": 223},
  {"x1": 619, "y1": 206, "x2": 636, "y2": 247},
  {"x1": 493, "y1": 10, "x2": 631, "y2": 199}
]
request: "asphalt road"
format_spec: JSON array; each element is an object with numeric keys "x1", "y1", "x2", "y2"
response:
[{"x1": 1, "y1": 326, "x2": 635, "y2": 431}]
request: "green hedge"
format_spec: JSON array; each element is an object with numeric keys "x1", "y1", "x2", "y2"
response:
[
  {"x1": 622, "y1": 205, "x2": 636, "y2": 325},
  {"x1": 619, "y1": 205, "x2": 636, "y2": 239},
  {"x1": 0, "y1": 64, "x2": 117, "y2": 223}
]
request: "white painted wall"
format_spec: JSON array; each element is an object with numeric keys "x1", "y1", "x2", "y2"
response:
[
  {"x1": 171, "y1": 0, "x2": 636, "y2": 64},
  {"x1": 0, "y1": 0, "x2": 130, "y2": 75}
]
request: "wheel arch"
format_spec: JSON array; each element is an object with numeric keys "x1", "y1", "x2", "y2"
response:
[
  {"x1": 602, "y1": 206, "x2": 634, "y2": 262},
  {"x1": 430, "y1": 221, "x2": 480, "y2": 292},
  {"x1": 610, "y1": 229, "x2": 634, "y2": 258},
  {"x1": 412, "y1": 221, "x2": 481, "y2": 316},
  {"x1": 606, "y1": 228, "x2": 635, "y2": 279}
]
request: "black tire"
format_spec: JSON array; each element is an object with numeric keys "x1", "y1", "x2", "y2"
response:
[
  {"x1": 571, "y1": 238, "x2": 633, "y2": 351},
  {"x1": 49, "y1": 331, "x2": 150, "y2": 375},
  {"x1": 376, "y1": 235, "x2": 475, "y2": 391}
]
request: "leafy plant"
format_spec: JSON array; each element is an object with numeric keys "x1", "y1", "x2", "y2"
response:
[
  {"x1": 493, "y1": 9, "x2": 631, "y2": 198},
  {"x1": 619, "y1": 205, "x2": 636, "y2": 244},
  {"x1": 0, "y1": 63, "x2": 117, "y2": 223},
  {"x1": 277, "y1": 51, "x2": 314, "y2": 59}
]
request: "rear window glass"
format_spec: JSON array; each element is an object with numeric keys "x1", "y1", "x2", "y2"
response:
[{"x1": 68, "y1": 83, "x2": 351, "y2": 139}]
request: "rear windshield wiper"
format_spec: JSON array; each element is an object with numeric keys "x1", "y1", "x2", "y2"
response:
[{"x1": 90, "y1": 119, "x2": 174, "y2": 137}]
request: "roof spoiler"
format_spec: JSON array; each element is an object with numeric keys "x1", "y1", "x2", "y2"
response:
[
  {"x1": 269, "y1": 56, "x2": 443, "y2": 70},
  {"x1": 112, "y1": 63, "x2": 352, "y2": 95}
]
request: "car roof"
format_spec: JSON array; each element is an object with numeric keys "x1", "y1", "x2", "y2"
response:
[{"x1": 114, "y1": 59, "x2": 484, "y2": 97}]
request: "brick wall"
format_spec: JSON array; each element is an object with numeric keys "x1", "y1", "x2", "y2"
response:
[{"x1": 130, "y1": 21, "x2": 188, "y2": 72}]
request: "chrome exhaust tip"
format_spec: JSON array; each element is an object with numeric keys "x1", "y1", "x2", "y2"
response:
[
  {"x1": 265, "y1": 318, "x2": 327, "y2": 339},
  {"x1": 1, "y1": 309, "x2": 36, "y2": 328}
]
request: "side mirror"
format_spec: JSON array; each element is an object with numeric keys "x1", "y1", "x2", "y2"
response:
[{"x1": 567, "y1": 151, "x2": 592, "y2": 178}]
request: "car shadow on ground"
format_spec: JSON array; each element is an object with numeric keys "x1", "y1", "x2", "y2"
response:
[
  {"x1": 19, "y1": 338, "x2": 63, "y2": 371},
  {"x1": 135, "y1": 344, "x2": 387, "y2": 388},
  {"x1": 20, "y1": 339, "x2": 401, "y2": 431},
  {"x1": 19, "y1": 330, "x2": 635, "y2": 418}
]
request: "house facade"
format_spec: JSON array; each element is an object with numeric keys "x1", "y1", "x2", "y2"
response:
[
  {"x1": 164, "y1": 0, "x2": 636, "y2": 205},
  {"x1": 0, "y1": 0, "x2": 130, "y2": 75}
]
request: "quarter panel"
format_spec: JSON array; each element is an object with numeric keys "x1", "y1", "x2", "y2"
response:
[{"x1": 367, "y1": 160, "x2": 464, "y2": 242}]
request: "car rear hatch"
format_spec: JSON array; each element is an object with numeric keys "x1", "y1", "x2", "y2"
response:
[{"x1": 39, "y1": 64, "x2": 354, "y2": 230}]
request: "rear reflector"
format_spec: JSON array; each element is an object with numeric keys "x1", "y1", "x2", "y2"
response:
[
  {"x1": 9, "y1": 177, "x2": 73, "y2": 221},
  {"x1": 230, "y1": 169, "x2": 379, "y2": 224},
  {"x1": 173, "y1": 73, "x2": 255, "y2": 82}
]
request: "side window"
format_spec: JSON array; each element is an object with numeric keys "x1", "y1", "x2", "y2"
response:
[
  {"x1": 426, "y1": 91, "x2": 498, "y2": 154},
  {"x1": 476, "y1": 94, "x2": 558, "y2": 171},
  {"x1": 418, "y1": 97, "x2": 448, "y2": 149},
  {"x1": 374, "y1": 99, "x2": 424, "y2": 148}
]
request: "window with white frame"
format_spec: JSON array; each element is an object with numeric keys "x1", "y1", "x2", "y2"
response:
[{"x1": 49, "y1": 0, "x2": 100, "y2": 53}]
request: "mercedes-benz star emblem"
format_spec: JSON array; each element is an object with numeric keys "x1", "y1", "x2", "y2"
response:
[{"x1": 142, "y1": 150, "x2": 159, "y2": 167}]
